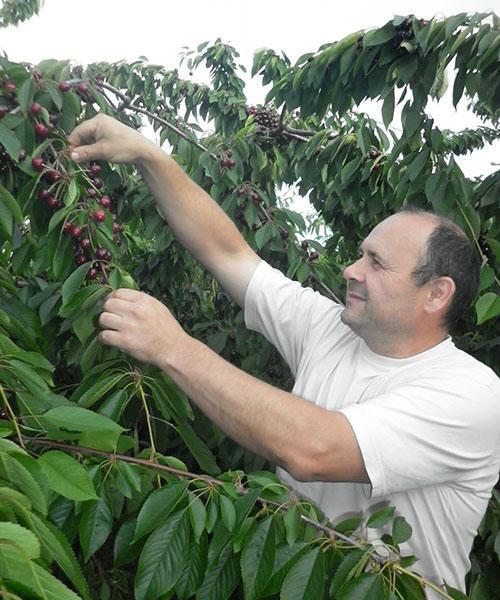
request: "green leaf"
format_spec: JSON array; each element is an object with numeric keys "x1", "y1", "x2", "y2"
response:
[
  {"x1": 134, "y1": 481, "x2": 189, "y2": 541},
  {"x1": 406, "y1": 148, "x2": 430, "y2": 181},
  {"x1": 284, "y1": 504, "x2": 301, "y2": 546},
  {"x1": 0, "y1": 183, "x2": 23, "y2": 223},
  {"x1": 17, "y1": 78, "x2": 36, "y2": 114},
  {"x1": 0, "y1": 522, "x2": 40, "y2": 558},
  {"x1": 475, "y1": 293, "x2": 500, "y2": 325},
  {"x1": 76, "y1": 373, "x2": 124, "y2": 408},
  {"x1": 241, "y1": 515, "x2": 275, "y2": 600},
  {"x1": 38, "y1": 450, "x2": 97, "y2": 501},
  {"x1": 0, "y1": 544, "x2": 82, "y2": 600},
  {"x1": 382, "y1": 89, "x2": 395, "y2": 128},
  {"x1": 61, "y1": 264, "x2": 92, "y2": 306},
  {"x1": 79, "y1": 495, "x2": 113, "y2": 561},
  {"x1": 338, "y1": 572, "x2": 386, "y2": 599},
  {"x1": 188, "y1": 490, "x2": 206, "y2": 543},
  {"x1": 367, "y1": 505, "x2": 395, "y2": 528},
  {"x1": 329, "y1": 549, "x2": 367, "y2": 596},
  {"x1": 0, "y1": 197, "x2": 13, "y2": 240},
  {"x1": 175, "y1": 531, "x2": 208, "y2": 600},
  {"x1": 363, "y1": 22, "x2": 396, "y2": 47},
  {"x1": 134, "y1": 510, "x2": 190, "y2": 600},
  {"x1": 197, "y1": 541, "x2": 240, "y2": 600},
  {"x1": 0, "y1": 451, "x2": 47, "y2": 515},
  {"x1": 219, "y1": 494, "x2": 236, "y2": 532},
  {"x1": 392, "y1": 516, "x2": 412, "y2": 544},
  {"x1": 19, "y1": 510, "x2": 90, "y2": 600},
  {"x1": 279, "y1": 546, "x2": 325, "y2": 600},
  {"x1": 176, "y1": 421, "x2": 220, "y2": 475},
  {"x1": 0, "y1": 123, "x2": 22, "y2": 160},
  {"x1": 41, "y1": 406, "x2": 125, "y2": 434}
]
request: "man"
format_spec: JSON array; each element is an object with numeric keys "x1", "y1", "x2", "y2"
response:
[{"x1": 68, "y1": 114, "x2": 500, "y2": 596}]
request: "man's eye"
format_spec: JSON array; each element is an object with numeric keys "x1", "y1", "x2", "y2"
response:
[{"x1": 372, "y1": 258, "x2": 381, "y2": 268}]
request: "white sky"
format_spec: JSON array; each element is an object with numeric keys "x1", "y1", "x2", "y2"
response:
[{"x1": 1, "y1": 0, "x2": 498, "y2": 215}]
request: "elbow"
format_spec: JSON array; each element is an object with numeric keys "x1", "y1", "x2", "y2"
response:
[{"x1": 284, "y1": 441, "x2": 335, "y2": 483}]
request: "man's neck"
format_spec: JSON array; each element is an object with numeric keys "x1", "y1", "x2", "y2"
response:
[{"x1": 364, "y1": 330, "x2": 449, "y2": 359}]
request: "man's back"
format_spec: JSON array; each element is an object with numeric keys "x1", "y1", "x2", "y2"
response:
[{"x1": 244, "y1": 260, "x2": 500, "y2": 593}]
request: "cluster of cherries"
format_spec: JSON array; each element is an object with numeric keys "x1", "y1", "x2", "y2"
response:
[
  {"x1": 219, "y1": 148, "x2": 236, "y2": 169},
  {"x1": 300, "y1": 240, "x2": 319, "y2": 262}
]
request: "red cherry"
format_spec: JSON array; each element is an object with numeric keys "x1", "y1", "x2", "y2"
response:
[
  {"x1": 112, "y1": 222, "x2": 121, "y2": 234},
  {"x1": 86, "y1": 188, "x2": 97, "y2": 198},
  {"x1": 47, "y1": 197, "x2": 60, "y2": 209},
  {"x1": 94, "y1": 210, "x2": 106, "y2": 222},
  {"x1": 71, "y1": 226, "x2": 82, "y2": 239},
  {"x1": 80, "y1": 238, "x2": 91, "y2": 250},
  {"x1": 34, "y1": 123, "x2": 49, "y2": 137},
  {"x1": 18, "y1": 149, "x2": 27, "y2": 161},
  {"x1": 38, "y1": 189, "x2": 50, "y2": 201},
  {"x1": 0, "y1": 408, "x2": 9, "y2": 420},
  {"x1": 30, "y1": 102, "x2": 42, "y2": 115},
  {"x1": 308, "y1": 251, "x2": 319, "y2": 261},
  {"x1": 78, "y1": 81, "x2": 89, "y2": 94},
  {"x1": 87, "y1": 268, "x2": 98, "y2": 280},
  {"x1": 58, "y1": 81, "x2": 70, "y2": 92},
  {"x1": 99, "y1": 196, "x2": 111, "y2": 208},
  {"x1": 5, "y1": 82, "x2": 16, "y2": 93},
  {"x1": 301, "y1": 240, "x2": 308, "y2": 251},
  {"x1": 44, "y1": 170, "x2": 61, "y2": 183},
  {"x1": 89, "y1": 164, "x2": 101, "y2": 176},
  {"x1": 75, "y1": 254, "x2": 88, "y2": 266},
  {"x1": 0, "y1": 107, "x2": 6, "y2": 119},
  {"x1": 63, "y1": 222, "x2": 74, "y2": 234},
  {"x1": 31, "y1": 157, "x2": 44, "y2": 171},
  {"x1": 92, "y1": 177, "x2": 103, "y2": 189},
  {"x1": 95, "y1": 247, "x2": 108, "y2": 260},
  {"x1": 33, "y1": 70, "x2": 43, "y2": 81}
]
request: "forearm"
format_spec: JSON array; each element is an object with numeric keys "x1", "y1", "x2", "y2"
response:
[
  {"x1": 137, "y1": 149, "x2": 251, "y2": 273},
  {"x1": 158, "y1": 336, "x2": 333, "y2": 480}
]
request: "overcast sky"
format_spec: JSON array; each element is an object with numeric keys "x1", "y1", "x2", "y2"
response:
[{"x1": 1, "y1": 0, "x2": 498, "y2": 187}]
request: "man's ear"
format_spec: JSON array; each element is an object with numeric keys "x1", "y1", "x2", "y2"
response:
[{"x1": 424, "y1": 276, "x2": 455, "y2": 315}]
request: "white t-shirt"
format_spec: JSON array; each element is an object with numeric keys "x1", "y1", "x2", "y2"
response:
[{"x1": 244, "y1": 260, "x2": 500, "y2": 595}]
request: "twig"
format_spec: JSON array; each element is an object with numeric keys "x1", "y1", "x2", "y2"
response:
[{"x1": 309, "y1": 272, "x2": 344, "y2": 305}]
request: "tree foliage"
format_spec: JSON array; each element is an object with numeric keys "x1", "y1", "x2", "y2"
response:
[{"x1": 0, "y1": 10, "x2": 498, "y2": 599}]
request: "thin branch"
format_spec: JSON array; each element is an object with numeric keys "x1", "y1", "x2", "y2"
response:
[{"x1": 309, "y1": 272, "x2": 344, "y2": 305}]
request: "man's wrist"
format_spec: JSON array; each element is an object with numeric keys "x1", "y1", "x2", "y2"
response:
[{"x1": 156, "y1": 334, "x2": 204, "y2": 379}]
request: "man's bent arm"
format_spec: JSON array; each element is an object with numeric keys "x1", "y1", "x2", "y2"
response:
[
  {"x1": 137, "y1": 149, "x2": 260, "y2": 307},
  {"x1": 159, "y1": 335, "x2": 369, "y2": 484}
]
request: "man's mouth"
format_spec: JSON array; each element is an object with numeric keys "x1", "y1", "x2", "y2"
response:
[{"x1": 346, "y1": 291, "x2": 366, "y2": 302}]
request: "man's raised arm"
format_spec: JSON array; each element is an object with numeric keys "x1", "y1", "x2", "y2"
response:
[{"x1": 68, "y1": 114, "x2": 261, "y2": 307}]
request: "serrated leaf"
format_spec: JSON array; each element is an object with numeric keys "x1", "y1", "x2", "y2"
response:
[
  {"x1": 19, "y1": 510, "x2": 90, "y2": 600},
  {"x1": 76, "y1": 373, "x2": 124, "y2": 408},
  {"x1": 241, "y1": 515, "x2": 275, "y2": 600},
  {"x1": 197, "y1": 541, "x2": 240, "y2": 600},
  {"x1": 134, "y1": 481, "x2": 189, "y2": 541},
  {"x1": 219, "y1": 494, "x2": 236, "y2": 532},
  {"x1": 79, "y1": 495, "x2": 113, "y2": 561},
  {"x1": 0, "y1": 183, "x2": 23, "y2": 223},
  {"x1": 367, "y1": 505, "x2": 395, "y2": 528},
  {"x1": 279, "y1": 546, "x2": 325, "y2": 600},
  {"x1": 0, "y1": 123, "x2": 22, "y2": 160},
  {"x1": 41, "y1": 406, "x2": 125, "y2": 434},
  {"x1": 134, "y1": 510, "x2": 190, "y2": 600},
  {"x1": 284, "y1": 504, "x2": 301, "y2": 546},
  {"x1": 0, "y1": 522, "x2": 40, "y2": 558},
  {"x1": 38, "y1": 450, "x2": 97, "y2": 501},
  {"x1": 0, "y1": 451, "x2": 47, "y2": 515},
  {"x1": 0, "y1": 544, "x2": 82, "y2": 600},
  {"x1": 175, "y1": 530, "x2": 208, "y2": 600},
  {"x1": 338, "y1": 572, "x2": 386, "y2": 599},
  {"x1": 188, "y1": 490, "x2": 207, "y2": 543}
]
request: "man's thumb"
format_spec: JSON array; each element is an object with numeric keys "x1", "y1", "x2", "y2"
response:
[{"x1": 70, "y1": 143, "x2": 103, "y2": 163}]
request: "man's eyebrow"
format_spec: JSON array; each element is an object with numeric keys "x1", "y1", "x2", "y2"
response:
[{"x1": 359, "y1": 244, "x2": 388, "y2": 265}]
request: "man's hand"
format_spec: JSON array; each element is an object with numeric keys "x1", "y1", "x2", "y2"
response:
[
  {"x1": 98, "y1": 288, "x2": 189, "y2": 366},
  {"x1": 67, "y1": 113, "x2": 159, "y2": 166}
]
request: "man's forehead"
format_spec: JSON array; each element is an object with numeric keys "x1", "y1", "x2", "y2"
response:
[{"x1": 363, "y1": 213, "x2": 436, "y2": 259}]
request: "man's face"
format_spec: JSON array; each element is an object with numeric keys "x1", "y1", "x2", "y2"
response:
[{"x1": 340, "y1": 213, "x2": 436, "y2": 344}]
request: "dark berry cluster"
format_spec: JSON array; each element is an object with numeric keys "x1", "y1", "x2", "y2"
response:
[{"x1": 247, "y1": 106, "x2": 281, "y2": 132}]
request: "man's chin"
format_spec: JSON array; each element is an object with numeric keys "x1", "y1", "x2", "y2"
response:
[{"x1": 340, "y1": 307, "x2": 363, "y2": 334}]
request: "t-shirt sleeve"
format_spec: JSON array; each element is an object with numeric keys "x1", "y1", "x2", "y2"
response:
[
  {"x1": 244, "y1": 260, "x2": 342, "y2": 376},
  {"x1": 339, "y1": 374, "x2": 500, "y2": 498}
]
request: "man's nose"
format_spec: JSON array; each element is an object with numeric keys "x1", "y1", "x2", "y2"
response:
[{"x1": 343, "y1": 258, "x2": 364, "y2": 283}]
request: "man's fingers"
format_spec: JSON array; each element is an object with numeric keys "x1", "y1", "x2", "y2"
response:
[
  {"x1": 98, "y1": 311, "x2": 123, "y2": 331},
  {"x1": 107, "y1": 288, "x2": 144, "y2": 303},
  {"x1": 67, "y1": 117, "x2": 99, "y2": 149}
]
